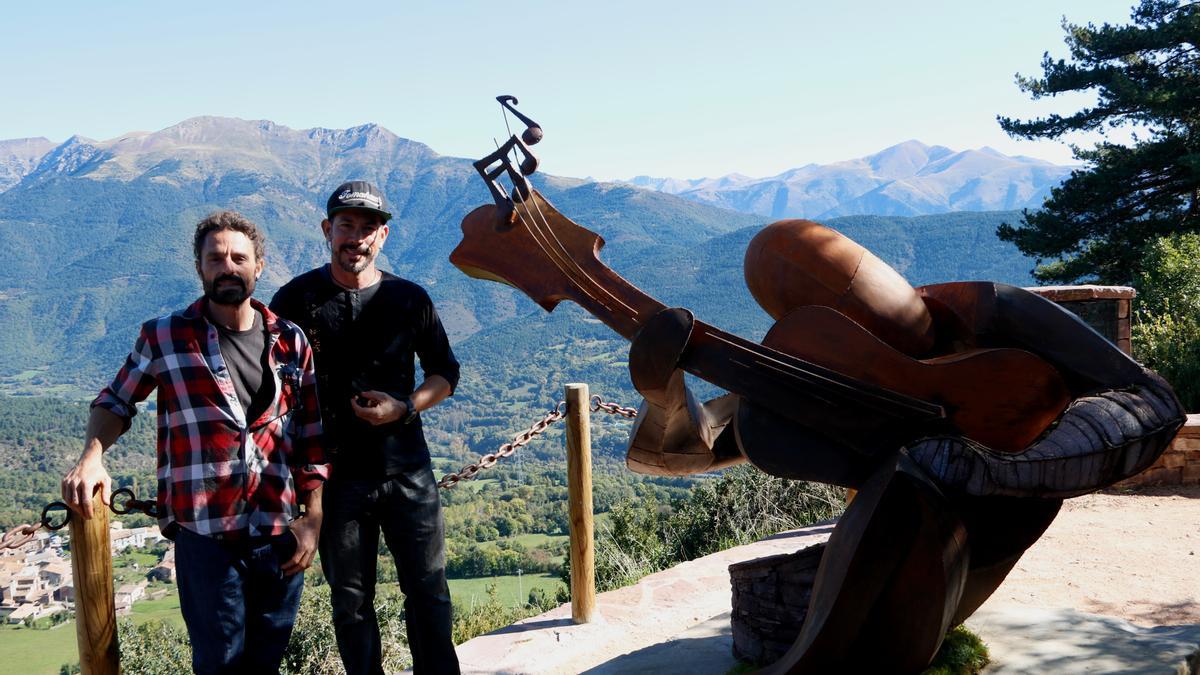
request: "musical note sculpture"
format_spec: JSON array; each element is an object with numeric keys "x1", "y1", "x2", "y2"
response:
[{"x1": 450, "y1": 96, "x2": 1186, "y2": 672}]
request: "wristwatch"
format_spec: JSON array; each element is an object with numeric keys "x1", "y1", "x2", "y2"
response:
[{"x1": 402, "y1": 397, "x2": 419, "y2": 424}]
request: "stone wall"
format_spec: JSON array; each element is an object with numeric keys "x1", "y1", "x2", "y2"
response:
[
  {"x1": 1028, "y1": 284, "x2": 1198, "y2": 488},
  {"x1": 1026, "y1": 285, "x2": 1134, "y2": 355},
  {"x1": 1114, "y1": 415, "x2": 1200, "y2": 489},
  {"x1": 729, "y1": 543, "x2": 824, "y2": 665}
]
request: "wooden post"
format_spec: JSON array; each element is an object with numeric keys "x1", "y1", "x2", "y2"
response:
[
  {"x1": 565, "y1": 383, "x2": 597, "y2": 623},
  {"x1": 69, "y1": 489, "x2": 118, "y2": 674}
]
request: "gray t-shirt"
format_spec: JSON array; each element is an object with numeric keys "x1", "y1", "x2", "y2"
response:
[{"x1": 216, "y1": 312, "x2": 272, "y2": 423}]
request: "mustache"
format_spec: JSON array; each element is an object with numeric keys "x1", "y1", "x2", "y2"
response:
[
  {"x1": 340, "y1": 244, "x2": 371, "y2": 255},
  {"x1": 213, "y1": 274, "x2": 246, "y2": 288}
]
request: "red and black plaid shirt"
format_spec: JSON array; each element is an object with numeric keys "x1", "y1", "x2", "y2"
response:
[{"x1": 93, "y1": 298, "x2": 329, "y2": 539}]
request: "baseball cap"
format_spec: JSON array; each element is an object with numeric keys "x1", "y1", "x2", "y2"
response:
[{"x1": 326, "y1": 180, "x2": 392, "y2": 222}]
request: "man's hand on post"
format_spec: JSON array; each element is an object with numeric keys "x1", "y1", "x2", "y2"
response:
[
  {"x1": 350, "y1": 390, "x2": 405, "y2": 426},
  {"x1": 61, "y1": 452, "x2": 112, "y2": 520}
]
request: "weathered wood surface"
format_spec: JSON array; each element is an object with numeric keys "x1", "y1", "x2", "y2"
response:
[
  {"x1": 565, "y1": 383, "x2": 596, "y2": 623},
  {"x1": 69, "y1": 490, "x2": 118, "y2": 675}
]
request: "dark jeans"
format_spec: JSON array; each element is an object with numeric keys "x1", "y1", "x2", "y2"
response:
[
  {"x1": 320, "y1": 464, "x2": 459, "y2": 675},
  {"x1": 174, "y1": 526, "x2": 304, "y2": 675}
]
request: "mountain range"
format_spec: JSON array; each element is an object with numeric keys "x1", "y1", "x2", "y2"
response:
[
  {"x1": 623, "y1": 140, "x2": 1073, "y2": 219},
  {"x1": 0, "y1": 117, "x2": 1039, "y2": 455}
]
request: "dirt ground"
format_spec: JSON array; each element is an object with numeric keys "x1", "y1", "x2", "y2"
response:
[{"x1": 980, "y1": 485, "x2": 1200, "y2": 626}]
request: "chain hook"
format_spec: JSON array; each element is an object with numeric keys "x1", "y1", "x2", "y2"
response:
[{"x1": 40, "y1": 501, "x2": 70, "y2": 531}]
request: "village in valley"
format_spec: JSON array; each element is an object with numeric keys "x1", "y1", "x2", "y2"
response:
[{"x1": 0, "y1": 522, "x2": 174, "y2": 627}]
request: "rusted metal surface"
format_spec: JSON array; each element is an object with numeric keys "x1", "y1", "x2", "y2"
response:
[
  {"x1": 2, "y1": 501, "x2": 69, "y2": 549},
  {"x1": 451, "y1": 97, "x2": 1186, "y2": 673},
  {"x1": 745, "y1": 220, "x2": 937, "y2": 357}
]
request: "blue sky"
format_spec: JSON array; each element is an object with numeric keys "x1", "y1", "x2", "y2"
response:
[{"x1": 1, "y1": 0, "x2": 1136, "y2": 180}]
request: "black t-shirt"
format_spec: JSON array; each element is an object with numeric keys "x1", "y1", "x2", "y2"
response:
[
  {"x1": 215, "y1": 311, "x2": 273, "y2": 424},
  {"x1": 269, "y1": 265, "x2": 460, "y2": 477}
]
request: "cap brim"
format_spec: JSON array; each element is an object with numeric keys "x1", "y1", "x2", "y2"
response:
[{"x1": 328, "y1": 205, "x2": 392, "y2": 222}]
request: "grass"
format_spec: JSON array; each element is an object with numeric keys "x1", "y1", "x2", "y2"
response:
[
  {"x1": 505, "y1": 532, "x2": 568, "y2": 548},
  {"x1": 449, "y1": 572, "x2": 562, "y2": 608},
  {"x1": 114, "y1": 551, "x2": 160, "y2": 568},
  {"x1": 130, "y1": 588, "x2": 185, "y2": 628},
  {"x1": 924, "y1": 625, "x2": 990, "y2": 674},
  {"x1": 0, "y1": 622, "x2": 79, "y2": 675},
  {"x1": 111, "y1": 551, "x2": 167, "y2": 587},
  {"x1": 0, "y1": 588, "x2": 185, "y2": 675}
]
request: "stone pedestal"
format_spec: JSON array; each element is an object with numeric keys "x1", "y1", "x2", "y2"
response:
[
  {"x1": 728, "y1": 542, "x2": 825, "y2": 665},
  {"x1": 1026, "y1": 285, "x2": 1135, "y2": 355}
]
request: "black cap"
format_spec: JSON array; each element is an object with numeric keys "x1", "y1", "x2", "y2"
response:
[{"x1": 326, "y1": 180, "x2": 392, "y2": 222}]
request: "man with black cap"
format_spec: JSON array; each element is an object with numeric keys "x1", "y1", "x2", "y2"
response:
[{"x1": 270, "y1": 181, "x2": 461, "y2": 674}]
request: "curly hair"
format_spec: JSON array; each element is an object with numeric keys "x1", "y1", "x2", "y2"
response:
[{"x1": 192, "y1": 210, "x2": 266, "y2": 263}]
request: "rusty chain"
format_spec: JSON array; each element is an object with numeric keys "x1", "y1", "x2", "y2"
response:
[
  {"x1": 2, "y1": 486, "x2": 162, "y2": 551},
  {"x1": 438, "y1": 401, "x2": 565, "y2": 489},
  {"x1": 1, "y1": 501, "x2": 70, "y2": 550},
  {"x1": 437, "y1": 394, "x2": 639, "y2": 489},
  {"x1": 590, "y1": 394, "x2": 639, "y2": 418},
  {"x1": 109, "y1": 487, "x2": 161, "y2": 519}
]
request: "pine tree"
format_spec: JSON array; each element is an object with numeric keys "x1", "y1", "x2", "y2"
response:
[{"x1": 997, "y1": 0, "x2": 1200, "y2": 283}]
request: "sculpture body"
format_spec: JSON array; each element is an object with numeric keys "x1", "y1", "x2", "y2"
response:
[{"x1": 450, "y1": 98, "x2": 1186, "y2": 672}]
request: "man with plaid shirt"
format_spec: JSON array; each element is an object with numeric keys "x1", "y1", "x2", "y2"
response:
[{"x1": 62, "y1": 210, "x2": 329, "y2": 674}]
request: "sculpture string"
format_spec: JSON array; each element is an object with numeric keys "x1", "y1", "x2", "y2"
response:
[{"x1": 450, "y1": 96, "x2": 1186, "y2": 673}]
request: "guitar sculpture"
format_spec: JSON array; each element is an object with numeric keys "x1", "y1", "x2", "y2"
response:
[{"x1": 450, "y1": 97, "x2": 1186, "y2": 673}]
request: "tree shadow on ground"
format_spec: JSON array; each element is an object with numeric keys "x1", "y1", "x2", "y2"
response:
[{"x1": 969, "y1": 607, "x2": 1200, "y2": 674}]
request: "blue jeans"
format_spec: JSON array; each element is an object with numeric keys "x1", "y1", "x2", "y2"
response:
[{"x1": 175, "y1": 526, "x2": 304, "y2": 674}]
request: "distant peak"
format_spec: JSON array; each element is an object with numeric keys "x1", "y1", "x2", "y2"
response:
[
  {"x1": 62, "y1": 134, "x2": 99, "y2": 146},
  {"x1": 882, "y1": 139, "x2": 931, "y2": 151}
]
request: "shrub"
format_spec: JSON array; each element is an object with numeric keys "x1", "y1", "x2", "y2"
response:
[
  {"x1": 592, "y1": 492, "x2": 675, "y2": 591},
  {"x1": 282, "y1": 584, "x2": 410, "y2": 674},
  {"x1": 451, "y1": 583, "x2": 548, "y2": 645},
  {"x1": 1132, "y1": 310, "x2": 1200, "y2": 411},
  {"x1": 565, "y1": 466, "x2": 846, "y2": 595},
  {"x1": 924, "y1": 625, "x2": 990, "y2": 674},
  {"x1": 117, "y1": 619, "x2": 192, "y2": 674},
  {"x1": 670, "y1": 466, "x2": 844, "y2": 560},
  {"x1": 1132, "y1": 232, "x2": 1200, "y2": 411}
]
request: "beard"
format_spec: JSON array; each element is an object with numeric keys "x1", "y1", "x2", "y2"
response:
[
  {"x1": 334, "y1": 242, "x2": 379, "y2": 274},
  {"x1": 203, "y1": 273, "x2": 254, "y2": 306}
]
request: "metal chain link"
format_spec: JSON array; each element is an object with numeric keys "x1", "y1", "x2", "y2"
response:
[
  {"x1": 591, "y1": 394, "x2": 639, "y2": 418},
  {"x1": 436, "y1": 394, "x2": 640, "y2": 489},
  {"x1": 438, "y1": 401, "x2": 566, "y2": 489},
  {"x1": 109, "y1": 487, "x2": 161, "y2": 519},
  {"x1": 1, "y1": 486, "x2": 158, "y2": 551},
  {"x1": 1, "y1": 501, "x2": 69, "y2": 550}
]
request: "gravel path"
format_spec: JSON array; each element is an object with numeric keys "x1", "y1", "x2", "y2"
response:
[{"x1": 979, "y1": 486, "x2": 1200, "y2": 626}]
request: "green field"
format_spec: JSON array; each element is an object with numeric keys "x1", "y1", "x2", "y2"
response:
[
  {"x1": 0, "y1": 622, "x2": 80, "y2": 675},
  {"x1": 448, "y1": 571, "x2": 562, "y2": 608},
  {"x1": 505, "y1": 532, "x2": 569, "y2": 548},
  {"x1": 131, "y1": 589, "x2": 185, "y2": 628},
  {"x1": 0, "y1": 590, "x2": 186, "y2": 675}
]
